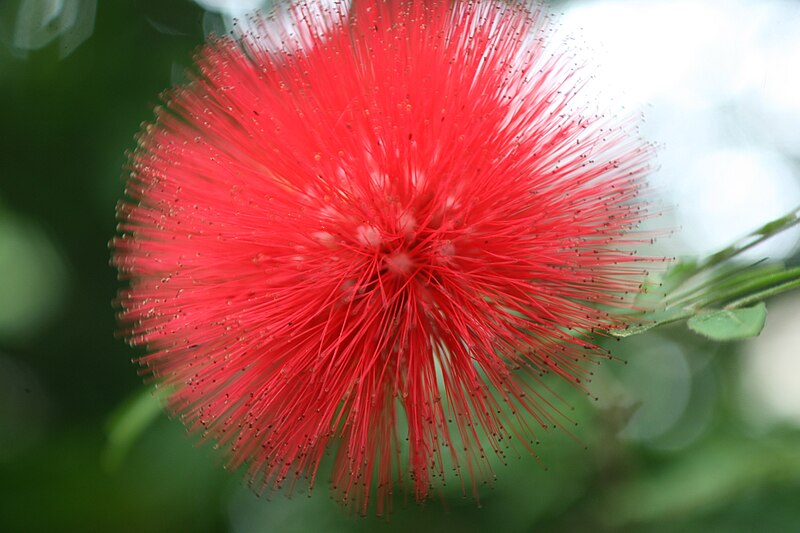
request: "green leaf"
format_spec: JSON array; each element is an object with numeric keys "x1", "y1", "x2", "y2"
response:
[
  {"x1": 0, "y1": 211, "x2": 67, "y2": 341},
  {"x1": 687, "y1": 303, "x2": 767, "y2": 341},
  {"x1": 600, "y1": 435, "x2": 800, "y2": 529},
  {"x1": 103, "y1": 386, "x2": 168, "y2": 471},
  {"x1": 609, "y1": 322, "x2": 660, "y2": 338},
  {"x1": 609, "y1": 308, "x2": 694, "y2": 338}
]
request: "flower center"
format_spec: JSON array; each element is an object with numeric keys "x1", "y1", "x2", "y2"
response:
[{"x1": 384, "y1": 251, "x2": 414, "y2": 275}]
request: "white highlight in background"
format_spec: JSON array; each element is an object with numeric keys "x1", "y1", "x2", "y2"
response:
[{"x1": 562, "y1": 0, "x2": 800, "y2": 260}]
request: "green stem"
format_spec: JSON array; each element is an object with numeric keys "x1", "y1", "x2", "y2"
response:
[
  {"x1": 664, "y1": 261, "x2": 776, "y2": 308},
  {"x1": 673, "y1": 205, "x2": 800, "y2": 284},
  {"x1": 690, "y1": 266, "x2": 800, "y2": 309},
  {"x1": 723, "y1": 278, "x2": 800, "y2": 310},
  {"x1": 612, "y1": 206, "x2": 800, "y2": 338}
]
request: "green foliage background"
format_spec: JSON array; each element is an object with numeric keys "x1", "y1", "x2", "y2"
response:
[{"x1": 1, "y1": 2, "x2": 800, "y2": 531}]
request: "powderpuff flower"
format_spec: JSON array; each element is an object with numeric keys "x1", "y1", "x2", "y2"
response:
[{"x1": 114, "y1": 0, "x2": 654, "y2": 515}]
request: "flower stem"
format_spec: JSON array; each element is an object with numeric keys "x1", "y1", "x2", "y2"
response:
[
  {"x1": 614, "y1": 205, "x2": 800, "y2": 339},
  {"x1": 722, "y1": 278, "x2": 800, "y2": 310},
  {"x1": 675, "y1": 205, "x2": 800, "y2": 285}
]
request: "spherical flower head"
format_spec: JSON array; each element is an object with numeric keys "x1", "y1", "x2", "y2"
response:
[{"x1": 114, "y1": 0, "x2": 655, "y2": 515}]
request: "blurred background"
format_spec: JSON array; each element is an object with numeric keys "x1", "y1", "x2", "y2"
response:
[{"x1": 2, "y1": 0, "x2": 800, "y2": 531}]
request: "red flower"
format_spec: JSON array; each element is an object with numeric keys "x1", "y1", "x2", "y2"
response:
[{"x1": 115, "y1": 0, "x2": 653, "y2": 514}]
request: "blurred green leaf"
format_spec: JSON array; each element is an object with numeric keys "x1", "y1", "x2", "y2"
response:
[
  {"x1": 1, "y1": 421, "x2": 225, "y2": 533},
  {"x1": 599, "y1": 435, "x2": 800, "y2": 529},
  {"x1": 104, "y1": 386, "x2": 168, "y2": 470},
  {"x1": 687, "y1": 303, "x2": 767, "y2": 341},
  {"x1": 0, "y1": 210, "x2": 67, "y2": 341}
]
